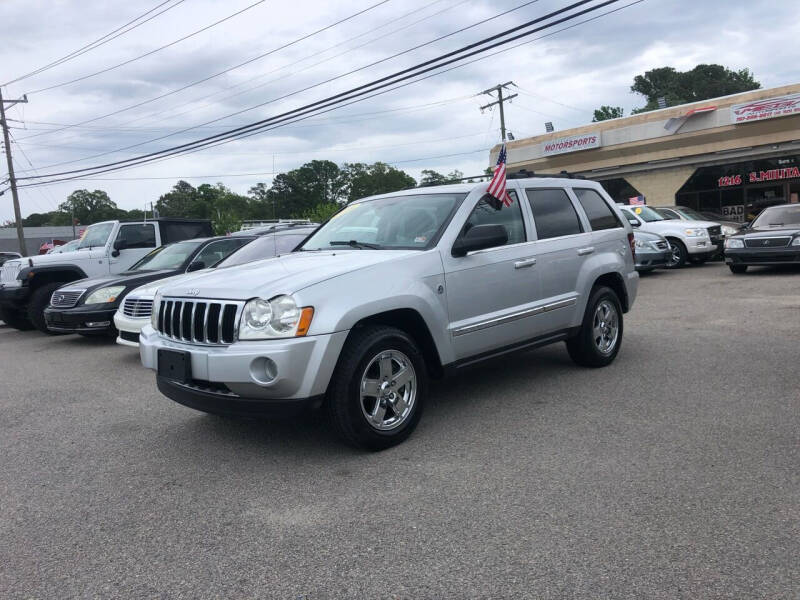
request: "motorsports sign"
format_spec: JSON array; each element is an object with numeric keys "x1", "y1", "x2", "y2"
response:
[
  {"x1": 731, "y1": 93, "x2": 800, "y2": 124},
  {"x1": 541, "y1": 132, "x2": 602, "y2": 156}
]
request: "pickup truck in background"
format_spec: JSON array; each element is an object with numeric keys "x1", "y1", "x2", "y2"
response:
[{"x1": 0, "y1": 218, "x2": 212, "y2": 333}]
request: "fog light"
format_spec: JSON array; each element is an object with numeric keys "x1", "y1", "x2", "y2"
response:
[
  {"x1": 85, "y1": 321, "x2": 111, "y2": 328},
  {"x1": 249, "y1": 357, "x2": 278, "y2": 385}
]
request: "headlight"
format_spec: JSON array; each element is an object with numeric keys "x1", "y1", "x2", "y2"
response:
[
  {"x1": 721, "y1": 225, "x2": 739, "y2": 236},
  {"x1": 238, "y1": 295, "x2": 314, "y2": 340},
  {"x1": 151, "y1": 290, "x2": 162, "y2": 329},
  {"x1": 792, "y1": 237, "x2": 800, "y2": 246},
  {"x1": 684, "y1": 228, "x2": 706, "y2": 237},
  {"x1": 84, "y1": 285, "x2": 125, "y2": 304},
  {"x1": 725, "y1": 238, "x2": 744, "y2": 249},
  {"x1": 634, "y1": 239, "x2": 648, "y2": 249}
]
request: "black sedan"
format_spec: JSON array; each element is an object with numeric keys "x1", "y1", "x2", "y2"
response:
[
  {"x1": 43, "y1": 236, "x2": 255, "y2": 335},
  {"x1": 724, "y1": 204, "x2": 800, "y2": 274}
]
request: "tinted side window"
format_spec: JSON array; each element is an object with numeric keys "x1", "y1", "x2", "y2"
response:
[
  {"x1": 573, "y1": 188, "x2": 622, "y2": 231},
  {"x1": 116, "y1": 224, "x2": 156, "y2": 249},
  {"x1": 526, "y1": 188, "x2": 583, "y2": 240},
  {"x1": 192, "y1": 239, "x2": 250, "y2": 267},
  {"x1": 462, "y1": 192, "x2": 526, "y2": 248}
]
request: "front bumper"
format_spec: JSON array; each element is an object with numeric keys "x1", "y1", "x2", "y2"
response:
[
  {"x1": 635, "y1": 248, "x2": 669, "y2": 270},
  {"x1": 686, "y1": 238, "x2": 717, "y2": 256},
  {"x1": 724, "y1": 247, "x2": 800, "y2": 266},
  {"x1": 43, "y1": 305, "x2": 117, "y2": 333},
  {"x1": 0, "y1": 283, "x2": 29, "y2": 307},
  {"x1": 114, "y1": 310, "x2": 147, "y2": 347},
  {"x1": 139, "y1": 325, "x2": 349, "y2": 411}
]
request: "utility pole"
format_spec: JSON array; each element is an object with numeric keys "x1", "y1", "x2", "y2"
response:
[
  {"x1": 479, "y1": 81, "x2": 518, "y2": 142},
  {"x1": 0, "y1": 87, "x2": 29, "y2": 256}
]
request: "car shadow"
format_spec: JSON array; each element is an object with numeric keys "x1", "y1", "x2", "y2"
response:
[{"x1": 163, "y1": 345, "x2": 576, "y2": 459}]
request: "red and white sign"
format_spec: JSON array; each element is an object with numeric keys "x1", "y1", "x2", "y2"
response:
[
  {"x1": 731, "y1": 93, "x2": 800, "y2": 124},
  {"x1": 749, "y1": 167, "x2": 800, "y2": 183},
  {"x1": 541, "y1": 132, "x2": 601, "y2": 156}
]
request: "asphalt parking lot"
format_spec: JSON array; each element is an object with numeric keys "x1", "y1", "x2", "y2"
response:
[{"x1": 1, "y1": 263, "x2": 798, "y2": 599}]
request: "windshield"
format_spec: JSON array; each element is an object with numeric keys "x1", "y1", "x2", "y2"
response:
[
  {"x1": 129, "y1": 240, "x2": 204, "y2": 271},
  {"x1": 300, "y1": 193, "x2": 464, "y2": 250},
  {"x1": 218, "y1": 232, "x2": 311, "y2": 267},
  {"x1": 627, "y1": 205, "x2": 664, "y2": 222},
  {"x1": 674, "y1": 208, "x2": 707, "y2": 221},
  {"x1": 751, "y1": 205, "x2": 800, "y2": 228},
  {"x1": 78, "y1": 222, "x2": 115, "y2": 249}
]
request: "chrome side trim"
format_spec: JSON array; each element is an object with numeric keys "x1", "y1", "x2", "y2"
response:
[{"x1": 452, "y1": 297, "x2": 577, "y2": 337}]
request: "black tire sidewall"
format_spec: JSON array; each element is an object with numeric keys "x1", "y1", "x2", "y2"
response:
[
  {"x1": 665, "y1": 239, "x2": 687, "y2": 269},
  {"x1": 0, "y1": 305, "x2": 34, "y2": 330},
  {"x1": 28, "y1": 282, "x2": 65, "y2": 334},
  {"x1": 330, "y1": 327, "x2": 427, "y2": 450},
  {"x1": 569, "y1": 286, "x2": 623, "y2": 367}
]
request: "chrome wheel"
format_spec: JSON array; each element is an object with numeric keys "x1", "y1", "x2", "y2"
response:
[
  {"x1": 592, "y1": 300, "x2": 619, "y2": 355},
  {"x1": 359, "y1": 350, "x2": 417, "y2": 431},
  {"x1": 666, "y1": 241, "x2": 681, "y2": 267}
]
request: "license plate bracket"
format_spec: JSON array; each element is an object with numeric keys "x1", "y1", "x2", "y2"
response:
[{"x1": 157, "y1": 349, "x2": 191, "y2": 383}]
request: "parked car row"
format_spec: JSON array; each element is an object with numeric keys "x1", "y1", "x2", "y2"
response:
[{"x1": 0, "y1": 178, "x2": 641, "y2": 450}]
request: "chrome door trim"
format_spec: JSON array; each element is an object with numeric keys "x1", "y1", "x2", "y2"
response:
[{"x1": 452, "y1": 297, "x2": 577, "y2": 337}]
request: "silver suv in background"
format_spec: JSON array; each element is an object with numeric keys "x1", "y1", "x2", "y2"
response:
[{"x1": 140, "y1": 178, "x2": 638, "y2": 449}]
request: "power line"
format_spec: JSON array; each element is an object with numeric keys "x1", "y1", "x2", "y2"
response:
[
  {"x1": 24, "y1": 0, "x2": 548, "y2": 169},
  {"x1": 25, "y1": 0, "x2": 273, "y2": 95},
  {"x1": 2, "y1": 0, "x2": 186, "y2": 86},
  {"x1": 111, "y1": 0, "x2": 468, "y2": 134},
  {"x1": 21, "y1": 0, "x2": 634, "y2": 187},
  {"x1": 16, "y1": 0, "x2": 395, "y2": 141}
]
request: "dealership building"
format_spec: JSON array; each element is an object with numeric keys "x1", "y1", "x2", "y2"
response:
[{"x1": 498, "y1": 83, "x2": 800, "y2": 222}]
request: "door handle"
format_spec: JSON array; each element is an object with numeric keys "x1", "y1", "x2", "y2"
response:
[
  {"x1": 577, "y1": 247, "x2": 595, "y2": 256},
  {"x1": 514, "y1": 257, "x2": 537, "y2": 269}
]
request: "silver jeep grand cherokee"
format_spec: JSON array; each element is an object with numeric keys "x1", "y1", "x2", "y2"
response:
[{"x1": 140, "y1": 178, "x2": 638, "y2": 449}]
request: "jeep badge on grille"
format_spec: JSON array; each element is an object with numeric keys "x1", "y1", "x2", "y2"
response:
[{"x1": 186, "y1": 289, "x2": 200, "y2": 296}]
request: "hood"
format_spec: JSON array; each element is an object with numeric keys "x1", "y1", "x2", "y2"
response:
[
  {"x1": 126, "y1": 269, "x2": 214, "y2": 299},
  {"x1": 157, "y1": 250, "x2": 417, "y2": 300},
  {"x1": 730, "y1": 225, "x2": 800, "y2": 239},
  {"x1": 59, "y1": 269, "x2": 178, "y2": 296},
  {"x1": 19, "y1": 248, "x2": 102, "y2": 266},
  {"x1": 633, "y1": 230, "x2": 665, "y2": 242}
]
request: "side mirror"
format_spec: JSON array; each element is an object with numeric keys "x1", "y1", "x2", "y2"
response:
[
  {"x1": 628, "y1": 219, "x2": 640, "y2": 227},
  {"x1": 186, "y1": 261, "x2": 206, "y2": 272},
  {"x1": 113, "y1": 239, "x2": 127, "y2": 251},
  {"x1": 452, "y1": 224, "x2": 508, "y2": 257}
]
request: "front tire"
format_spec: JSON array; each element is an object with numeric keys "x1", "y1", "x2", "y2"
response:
[
  {"x1": 665, "y1": 238, "x2": 687, "y2": 269},
  {"x1": 27, "y1": 282, "x2": 67, "y2": 334},
  {"x1": 0, "y1": 305, "x2": 34, "y2": 330},
  {"x1": 566, "y1": 286, "x2": 623, "y2": 368},
  {"x1": 729, "y1": 264, "x2": 748, "y2": 274},
  {"x1": 326, "y1": 326, "x2": 427, "y2": 450}
]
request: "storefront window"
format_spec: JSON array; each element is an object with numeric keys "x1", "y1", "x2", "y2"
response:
[
  {"x1": 676, "y1": 155, "x2": 800, "y2": 222},
  {"x1": 597, "y1": 178, "x2": 642, "y2": 204}
]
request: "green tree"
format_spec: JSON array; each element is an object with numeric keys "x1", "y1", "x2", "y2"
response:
[
  {"x1": 303, "y1": 202, "x2": 341, "y2": 223},
  {"x1": 340, "y1": 162, "x2": 416, "y2": 202},
  {"x1": 59, "y1": 189, "x2": 118, "y2": 224},
  {"x1": 631, "y1": 64, "x2": 760, "y2": 113},
  {"x1": 155, "y1": 180, "x2": 202, "y2": 218},
  {"x1": 592, "y1": 105, "x2": 624, "y2": 122}
]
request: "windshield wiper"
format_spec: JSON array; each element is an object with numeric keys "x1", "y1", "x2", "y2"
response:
[
  {"x1": 768, "y1": 223, "x2": 784, "y2": 227},
  {"x1": 329, "y1": 240, "x2": 381, "y2": 249}
]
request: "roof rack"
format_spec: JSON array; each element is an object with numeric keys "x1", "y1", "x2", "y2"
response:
[{"x1": 507, "y1": 169, "x2": 586, "y2": 180}]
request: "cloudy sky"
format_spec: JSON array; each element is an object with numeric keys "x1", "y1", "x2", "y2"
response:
[{"x1": 0, "y1": 0, "x2": 798, "y2": 221}]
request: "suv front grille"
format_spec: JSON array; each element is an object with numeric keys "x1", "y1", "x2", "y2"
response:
[
  {"x1": 50, "y1": 289, "x2": 84, "y2": 308},
  {"x1": 744, "y1": 237, "x2": 791, "y2": 248},
  {"x1": 654, "y1": 240, "x2": 668, "y2": 250},
  {"x1": 123, "y1": 297, "x2": 153, "y2": 318},
  {"x1": 1, "y1": 263, "x2": 21, "y2": 283},
  {"x1": 155, "y1": 297, "x2": 243, "y2": 345}
]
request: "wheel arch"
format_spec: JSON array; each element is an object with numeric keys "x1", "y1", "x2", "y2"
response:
[
  {"x1": 592, "y1": 272, "x2": 630, "y2": 313},
  {"x1": 21, "y1": 266, "x2": 87, "y2": 291},
  {"x1": 347, "y1": 308, "x2": 444, "y2": 379}
]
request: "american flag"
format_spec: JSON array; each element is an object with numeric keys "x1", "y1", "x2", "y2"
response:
[{"x1": 487, "y1": 144, "x2": 513, "y2": 207}]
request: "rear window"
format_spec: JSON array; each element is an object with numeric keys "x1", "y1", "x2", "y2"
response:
[
  {"x1": 573, "y1": 188, "x2": 622, "y2": 231},
  {"x1": 526, "y1": 188, "x2": 583, "y2": 240}
]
